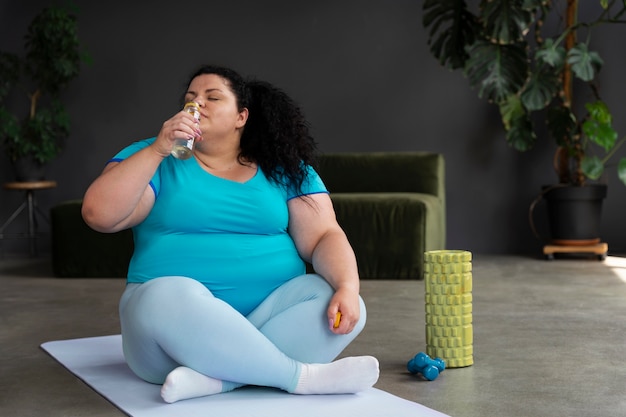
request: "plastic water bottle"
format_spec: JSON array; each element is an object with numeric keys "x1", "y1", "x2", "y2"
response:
[{"x1": 171, "y1": 101, "x2": 200, "y2": 159}]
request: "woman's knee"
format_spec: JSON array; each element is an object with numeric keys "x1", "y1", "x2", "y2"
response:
[
  {"x1": 144, "y1": 276, "x2": 209, "y2": 298},
  {"x1": 120, "y1": 277, "x2": 215, "y2": 345},
  {"x1": 126, "y1": 277, "x2": 211, "y2": 312},
  {"x1": 306, "y1": 274, "x2": 367, "y2": 331},
  {"x1": 291, "y1": 273, "x2": 334, "y2": 299},
  {"x1": 353, "y1": 295, "x2": 367, "y2": 335},
  {"x1": 283, "y1": 274, "x2": 367, "y2": 335}
]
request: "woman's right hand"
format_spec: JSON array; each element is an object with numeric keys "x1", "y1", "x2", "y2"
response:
[
  {"x1": 83, "y1": 110, "x2": 202, "y2": 233},
  {"x1": 151, "y1": 109, "x2": 203, "y2": 157}
]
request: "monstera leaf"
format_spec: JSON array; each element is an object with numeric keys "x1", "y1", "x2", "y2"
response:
[
  {"x1": 546, "y1": 103, "x2": 578, "y2": 148},
  {"x1": 567, "y1": 43, "x2": 603, "y2": 82},
  {"x1": 464, "y1": 40, "x2": 528, "y2": 104},
  {"x1": 480, "y1": 0, "x2": 534, "y2": 43},
  {"x1": 583, "y1": 101, "x2": 617, "y2": 153},
  {"x1": 520, "y1": 66, "x2": 560, "y2": 112},
  {"x1": 422, "y1": 0, "x2": 480, "y2": 69}
]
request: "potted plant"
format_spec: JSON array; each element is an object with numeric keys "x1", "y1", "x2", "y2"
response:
[
  {"x1": 422, "y1": 0, "x2": 626, "y2": 246},
  {"x1": 0, "y1": 5, "x2": 89, "y2": 181}
]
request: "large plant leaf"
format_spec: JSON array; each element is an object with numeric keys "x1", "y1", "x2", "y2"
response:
[
  {"x1": 499, "y1": 94, "x2": 524, "y2": 130},
  {"x1": 464, "y1": 40, "x2": 528, "y2": 103},
  {"x1": 581, "y1": 155, "x2": 604, "y2": 180},
  {"x1": 505, "y1": 112, "x2": 536, "y2": 151},
  {"x1": 480, "y1": 0, "x2": 534, "y2": 44},
  {"x1": 520, "y1": 66, "x2": 559, "y2": 111},
  {"x1": 535, "y1": 38, "x2": 566, "y2": 68},
  {"x1": 4, "y1": 99, "x2": 70, "y2": 164},
  {"x1": 423, "y1": 0, "x2": 480, "y2": 69},
  {"x1": 583, "y1": 102, "x2": 617, "y2": 153},
  {"x1": 567, "y1": 43, "x2": 603, "y2": 82},
  {"x1": 546, "y1": 102, "x2": 578, "y2": 147},
  {"x1": 585, "y1": 100, "x2": 612, "y2": 124},
  {"x1": 583, "y1": 119, "x2": 617, "y2": 152},
  {"x1": 500, "y1": 94, "x2": 537, "y2": 151}
]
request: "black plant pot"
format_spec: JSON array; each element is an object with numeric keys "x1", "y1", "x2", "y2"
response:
[
  {"x1": 543, "y1": 184, "x2": 607, "y2": 245},
  {"x1": 11, "y1": 156, "x2": 46, "y2": 182}
]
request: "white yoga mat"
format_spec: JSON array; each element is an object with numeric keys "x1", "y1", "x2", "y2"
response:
[{"x1": 41, "y1": 335, "x2": 450, "y2": 417}]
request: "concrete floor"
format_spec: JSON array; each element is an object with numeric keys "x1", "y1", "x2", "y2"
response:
[{"x1": 2, "y1": 254, "x2": 626, "y2": 417}]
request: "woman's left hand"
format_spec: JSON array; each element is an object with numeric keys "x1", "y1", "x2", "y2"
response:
[{"x1": 327, "y1": 287, "x2": 361, "y2": 335}]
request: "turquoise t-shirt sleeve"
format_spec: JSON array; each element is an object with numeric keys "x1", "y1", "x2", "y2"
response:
[
  {"x1": 109, "y1": 137, "x2": 160, "y2": 196},
  {"x1": 286, "y1": 165, "x2": 329, "y2": 200}
]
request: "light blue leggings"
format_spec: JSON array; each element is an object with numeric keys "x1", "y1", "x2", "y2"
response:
[{"x1": 119, "y1": 274, "x2": 366, "y2": 393}]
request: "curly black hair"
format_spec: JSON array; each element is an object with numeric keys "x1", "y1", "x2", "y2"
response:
[{"x1": 183, "y1": 65, "x2": 319, "y2": 194}]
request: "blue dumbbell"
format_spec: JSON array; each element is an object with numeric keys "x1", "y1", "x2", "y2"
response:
[{"x1": 407, "y1": 352, "x2": 446, "y2": 381}]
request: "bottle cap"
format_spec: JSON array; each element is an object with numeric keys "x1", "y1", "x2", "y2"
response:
[{"x1": 184, "y1": 101, "x2": 200, "y2": 109}]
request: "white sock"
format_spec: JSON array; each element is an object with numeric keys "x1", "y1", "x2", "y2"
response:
[
  {"x1": 292, "y1": 356, "x2": 379, "y2": 395},
  {"x1": 161, "y1": 366, "x2": 223, "y2": 403}
]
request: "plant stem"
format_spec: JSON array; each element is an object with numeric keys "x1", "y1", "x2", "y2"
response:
[
  {"x1": 29, "y1": 89, "x2": 40, "y2": 120},
  {"x1": 563, "y1": 0, "x2": 577, "y2": 107},
  {"x1": 554, "y1": 0, "x2": 580, "y2": 184},
  {"x1": 602, "y1": 136, "x2": 626, "y2": 164}
]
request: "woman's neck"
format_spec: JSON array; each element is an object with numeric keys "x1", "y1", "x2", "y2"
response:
[{"x1": 193, "y1": 147, "x2": 256, "y2": 182}]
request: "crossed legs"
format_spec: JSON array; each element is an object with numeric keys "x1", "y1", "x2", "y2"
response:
[{"x1": 119, "y1": 275, "x2": 379, "y2": 403}]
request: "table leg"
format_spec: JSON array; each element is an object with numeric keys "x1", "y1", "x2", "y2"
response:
[
  {"x1": 26, "y1": 190, "x2": 37, "y2": 257},
  {"x1": 0, "y1": 201, "x2": 27, "y2": 258},
  {"x1": 1, "y1": 182, "x2": 56, "y2": 257},
  {"x1": 0, "y1": 201, "x2": 28, "y2": 235}
]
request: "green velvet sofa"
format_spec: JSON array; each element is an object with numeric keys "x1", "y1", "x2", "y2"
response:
[
  {"x1": 51, "y1": 199, "x2": 134, "y2": 278},
  {"x1": 51, "y1": 152, "x2": 445, "y2": 279},
  {"x1": 317, "y1": 152, "x2": 445, "y2": 279}
]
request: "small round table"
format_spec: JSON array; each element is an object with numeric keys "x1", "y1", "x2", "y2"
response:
[{"x1": 1, "y1": 181, "x2": 57, "y2": 257}]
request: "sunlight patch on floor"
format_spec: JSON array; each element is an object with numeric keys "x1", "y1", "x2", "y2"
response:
[{"x1": 605, "y1": 256, "x2": 626, "y2": 284}]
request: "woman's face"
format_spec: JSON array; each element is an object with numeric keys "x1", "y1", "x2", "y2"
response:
[{"x1": 184, "y1": 74, "x2": 248, "y2": 140}]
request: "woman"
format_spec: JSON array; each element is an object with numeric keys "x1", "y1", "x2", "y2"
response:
[{"x1": 82, "y1": 65, "x2": 379, "y2": 403}]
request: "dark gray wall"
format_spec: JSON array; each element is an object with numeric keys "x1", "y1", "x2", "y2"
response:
[{"x1": 1, "y1": 0, "x2": 625, "y2": 257}]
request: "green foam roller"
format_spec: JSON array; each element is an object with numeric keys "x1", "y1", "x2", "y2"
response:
[{"x1": 424, "y1": 250, "x2": 473, "y2": 368}]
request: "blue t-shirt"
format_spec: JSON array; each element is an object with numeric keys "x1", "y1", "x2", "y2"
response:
[{"x1": 111, "y1": 137, "x2": 328, "y2": 315}]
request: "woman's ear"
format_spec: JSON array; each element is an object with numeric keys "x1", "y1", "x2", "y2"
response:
[{"x1": 236, "y1": 107, "x2": 249, "y2": 128}]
